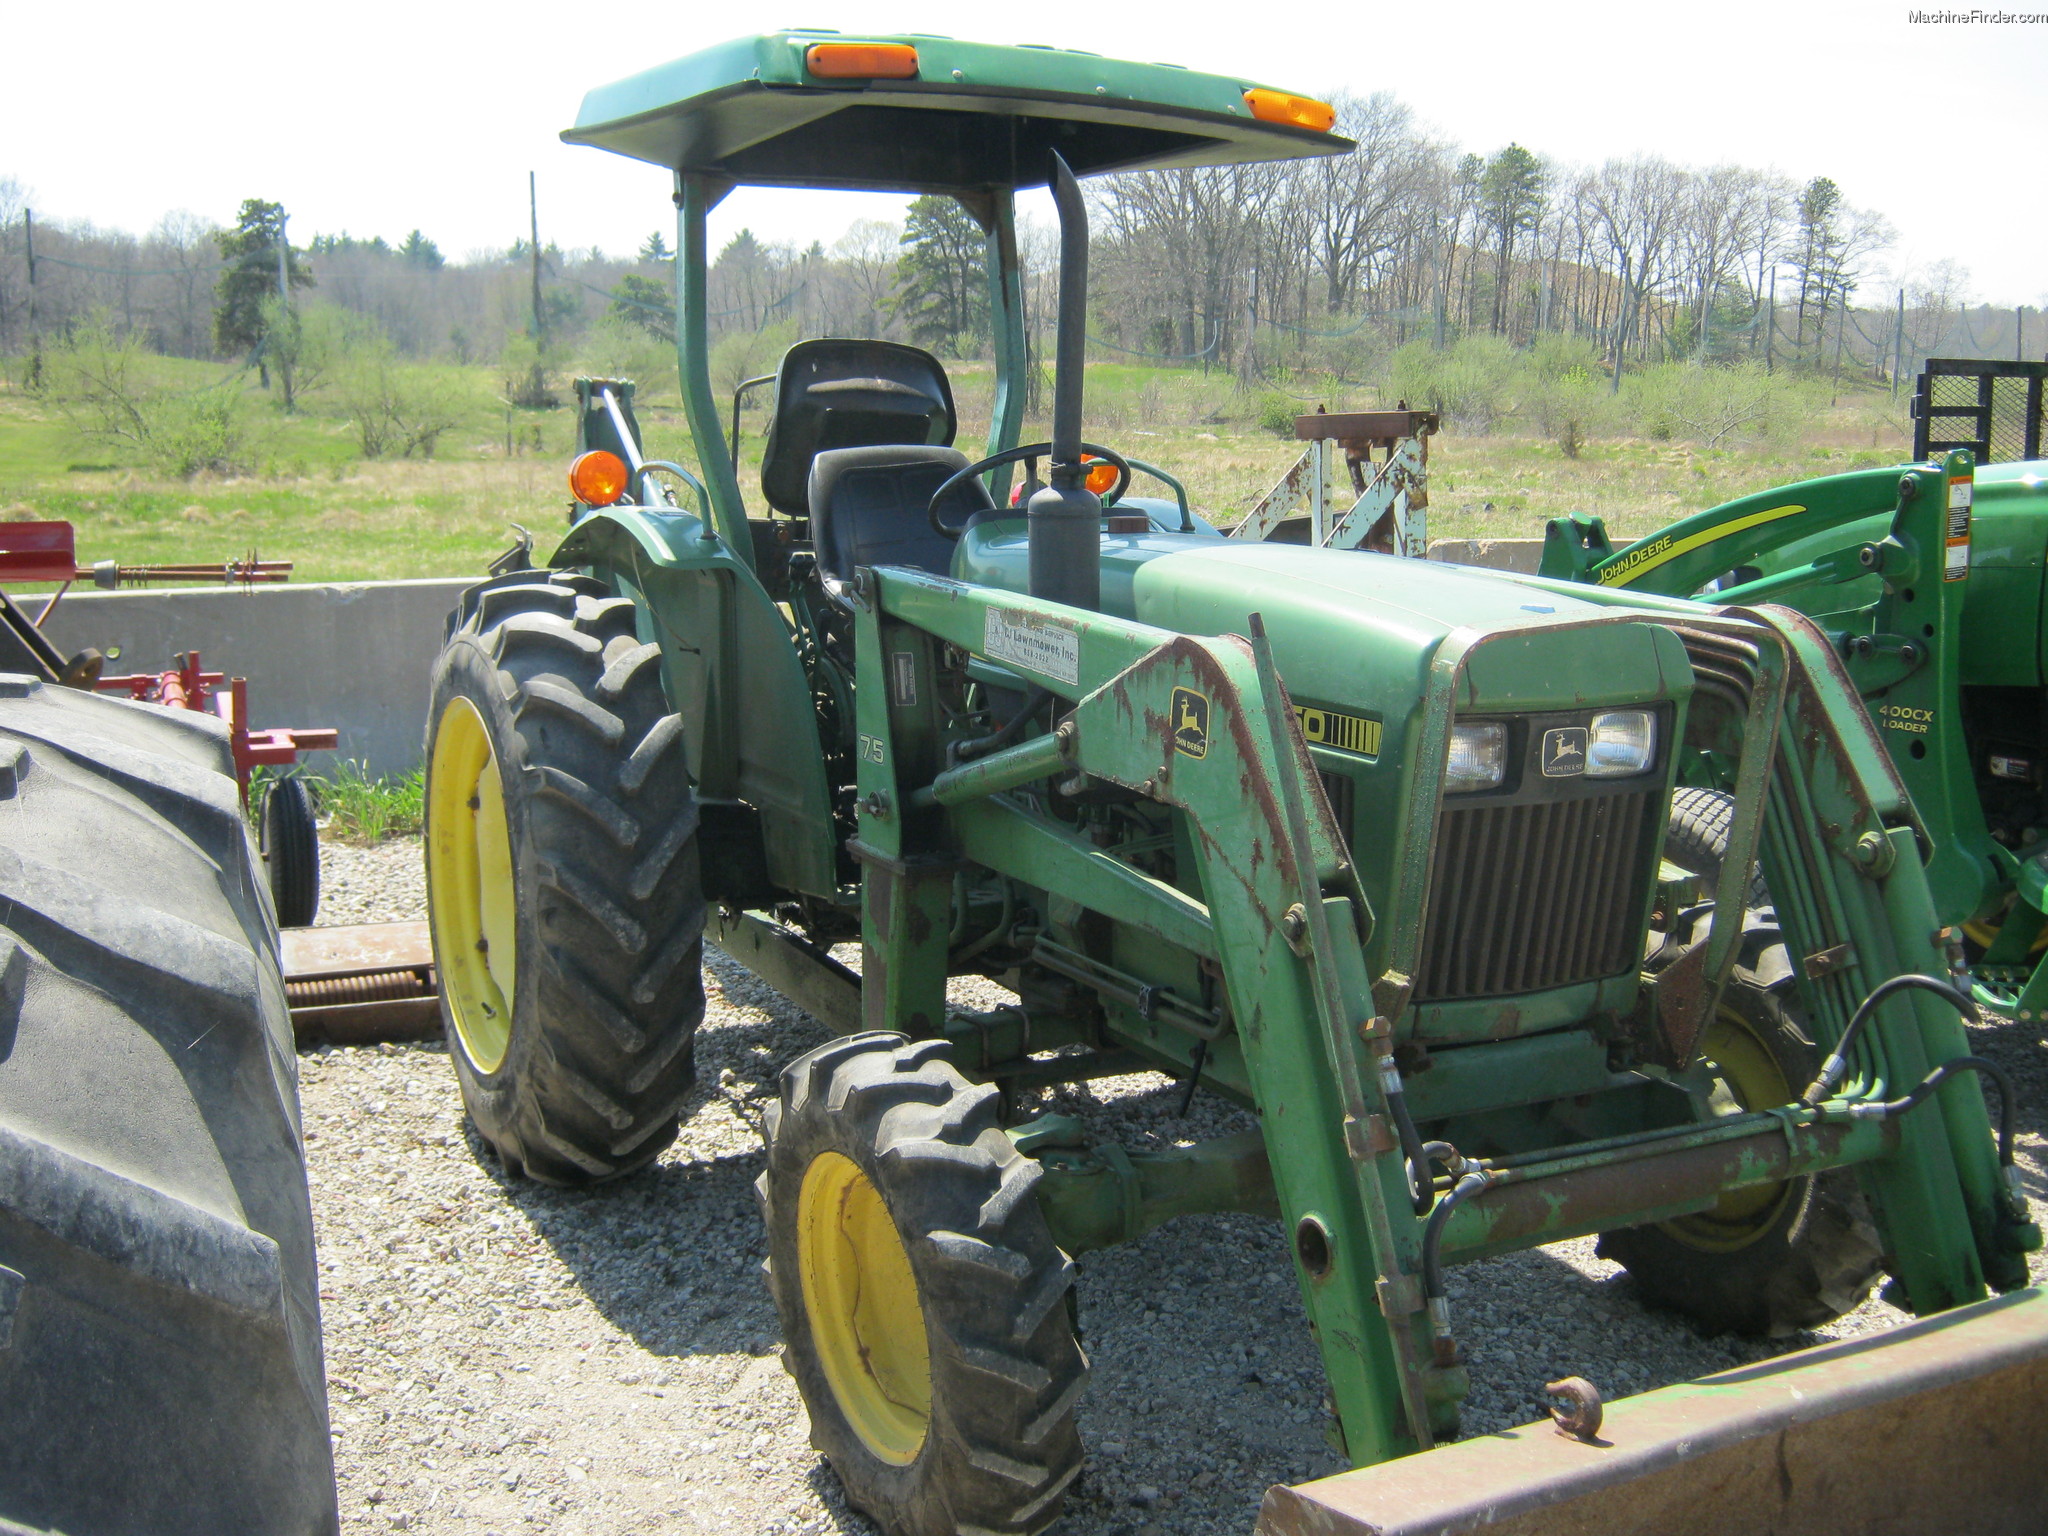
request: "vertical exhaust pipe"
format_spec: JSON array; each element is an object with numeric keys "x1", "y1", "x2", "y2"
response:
[{"x1": 1028, "y1": 151, "x2": 1100, "y2": 612}]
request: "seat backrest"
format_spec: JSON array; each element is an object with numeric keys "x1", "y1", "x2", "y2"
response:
[
  {"x1": 760, "y1": 340, "x2": 955, "y2": 515},
  {"x1": 808, "y1": 445, "x2": 993, "y2": 582}
]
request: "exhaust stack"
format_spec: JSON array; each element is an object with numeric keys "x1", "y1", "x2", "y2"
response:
[{"x1": 1027, "y1": 151, "x2": 1100, "y2": 612}]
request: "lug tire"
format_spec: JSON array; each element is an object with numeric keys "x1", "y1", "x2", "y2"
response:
[
  {"x1": 261, "y1": 773, "x2": 321, "y2": 928},
  {"x1": 0, "y1": 674, "x2": 336, "y2": 1531},
  {"x1": 426, "y1": 571, "x2": 704, "y2": 1186},
  {"x1": 760, "y1": 1034, "x2": 1088, "y2": 1536},
  {"x1": 1603, "y1": 798, "x2": 1883, "y2": 1337},
  {"x1": 1663, "y1": 786, "x2": 1769, "y2": 909}
]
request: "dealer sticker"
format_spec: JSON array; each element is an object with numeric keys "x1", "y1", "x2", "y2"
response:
[{"x1": 984, "y1": 608, "x2": 1080, "y2": 685}]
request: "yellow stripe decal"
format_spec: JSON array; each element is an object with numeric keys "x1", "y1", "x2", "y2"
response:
[{"x1": 1596, "y1": 503, "x2": 1807, "y2": 587}]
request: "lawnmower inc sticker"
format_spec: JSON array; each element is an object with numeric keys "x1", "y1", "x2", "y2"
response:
[{"x1": 984, "y1": 608, "x2": 1080, "y2": 685}]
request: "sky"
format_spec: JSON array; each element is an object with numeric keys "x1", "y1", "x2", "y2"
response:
[{"x1": 5, "y1": 0, "x2": 2045, "y2": 307}]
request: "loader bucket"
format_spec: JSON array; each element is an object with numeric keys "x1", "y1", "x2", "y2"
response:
[{"x1": 1258, "y1": 1288, "x2": 2048, "y2": 1536}]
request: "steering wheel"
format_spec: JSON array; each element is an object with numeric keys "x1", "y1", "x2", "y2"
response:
[{"x1": 928, "y1": 442, "x2": 1132, "y2": 539}]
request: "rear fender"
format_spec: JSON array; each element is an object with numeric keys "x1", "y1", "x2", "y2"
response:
[{"x1": 554, "y1": 507, "x2": 839, "y2": 900}]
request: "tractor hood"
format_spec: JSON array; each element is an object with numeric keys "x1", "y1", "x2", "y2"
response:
[{"x1": 954, "y1": 520, "x2": 1690, "y2": 719}]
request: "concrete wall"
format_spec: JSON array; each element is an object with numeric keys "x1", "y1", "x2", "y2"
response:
[
  {"x1": 40, "y1": 579, "x2": 471, "y2": 778},
  {"x1": 1426, "y1": 537, "x2": 1545, "y2": 574},
  {"x1": 29, "y1": 541, "x2": 1549, "y2": 780}
]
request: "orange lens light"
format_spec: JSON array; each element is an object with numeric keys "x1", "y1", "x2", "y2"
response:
[
  {"x1": 806, "y1": 42, "x2": 920, "y2": 79},
  {"x1": 1243, "y1": 88, "x2": 1337, "y2": 134},
  {"x1": 1082, "y1": 456, "x2": 1119, "y2": 496},
  {"x1": 568, "y1": 450, "x2": 630, "y2": 506}
]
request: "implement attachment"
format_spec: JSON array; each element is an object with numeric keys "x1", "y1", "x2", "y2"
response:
[{"x1": 1258, "y1": 1288, "x2": 2048, "y2": 1536}]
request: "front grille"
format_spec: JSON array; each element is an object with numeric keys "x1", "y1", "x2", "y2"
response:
[{"x1": 1416, "y1": 786, "x2": 1659, "y2": 1001}]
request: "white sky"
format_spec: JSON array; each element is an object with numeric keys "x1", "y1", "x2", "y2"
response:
[{"x1": 6, "y1": 1, "x2": 2044, "y2": 307}]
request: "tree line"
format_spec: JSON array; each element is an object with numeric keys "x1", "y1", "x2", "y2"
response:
[{"x1": 0, "y1": 90, "x2": 2031, "y2": 414}]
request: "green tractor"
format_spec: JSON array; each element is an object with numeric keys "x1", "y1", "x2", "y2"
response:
[
  {"x1": 1541, "y1": 419, "x2": 2048, "y2": 1026},
  {"x1": 422, "y1": 33, "x2": 2046, "y2": 1536}
]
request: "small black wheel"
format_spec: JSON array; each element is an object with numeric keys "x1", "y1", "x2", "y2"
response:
[
  {"x1": 260, "y1": 773, "x2": 320, "y2": 928},
  {"x1": 760, "y1": 1034, "x2": 1087, "y2": 1536},
  {"x1": 1663, "y1": 786, "x2": 1768, "y2": 909},
  {"x1": 425, "y1": 570, "x2": 705, "y2": 1186}
]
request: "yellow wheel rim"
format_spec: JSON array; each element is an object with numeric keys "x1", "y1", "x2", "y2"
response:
[
  {"x1": 427, "y1": 696, "x2": 519, "y2": 1074},
  {"x1": 1661, "y1": 1008, "x2": 1796, "y2": 1253},
  {"x1": 796, "y1": 1151, "x2": 932, "y2": 1465}
]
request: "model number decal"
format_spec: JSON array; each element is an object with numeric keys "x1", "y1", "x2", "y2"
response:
[
  {"x1": 858, "y1": 733, "x2": 887, "y2": 763},
  {"x1": 984, "y1": 608, "x2": 1080, "y2": 686},
  {"x1": 1878, "y1": 704, "x2": 1934, "y2": 735},
  {"x1": 1296, "y1": 703, "x2": 1382, "y2": 758}
]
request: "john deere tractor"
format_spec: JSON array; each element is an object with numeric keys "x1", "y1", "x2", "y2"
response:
[
  {"x1": 1543, "y1": 438, "x2": 2048, "y2": 1028},
  {"x1": 423, "y1": 33, "x2": 2045, "y2": 1536}
]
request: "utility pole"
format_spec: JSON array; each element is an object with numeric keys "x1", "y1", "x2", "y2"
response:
[
  {"x1": 274, "y1": 214, "x2": 295, "y2": 411},
  {"x1": 2018, "y1": 305, "x2": 2028, "y2": 363},
  {"x1": 1892, "y1": 289, "x2": 1905, "y2": 398},
  {"x1": 24, "y1": 209, "x2": 41, "y2": 390},
  {"x1": 1764, "y1": 267, "x2": 1776, "y2": 375},
  {"x1": 526, "y1": 171, "x2": 547, "y2": 408}
]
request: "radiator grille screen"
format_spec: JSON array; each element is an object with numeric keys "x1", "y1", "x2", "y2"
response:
[{"x1": 1416, "y1": 787, "x2": 1658, "y2": 1001}]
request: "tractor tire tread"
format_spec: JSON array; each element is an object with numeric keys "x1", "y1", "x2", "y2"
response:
[
  {"x1": 429, "y1": 573, "x2": 703, "y2": 1187},
  {"x1": 762, "y1": 1036, "x2": 1086, "y2": 1536}
]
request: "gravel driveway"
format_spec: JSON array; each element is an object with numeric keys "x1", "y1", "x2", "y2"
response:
[{"x1": 302, "y1": 838, "x2": 2048, "y2": 1535}]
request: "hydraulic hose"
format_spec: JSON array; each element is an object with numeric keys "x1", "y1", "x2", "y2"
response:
[
  {"x1": 1377, "y1": 1053, "x2": 1437, "y2": 1214},
  {"x1": 954, "y1": 686, "x2": 1052, "y2": 762},
  {"x1": 1421, "y1": 1168, "x2": 1491, "y2": 1353},
  {"x1": 1844, "y1": 1054, "x2": 2017, "y2": 1168},
  {"x1": 1800, "y1": 972, "x2": 1977, "y2": 1106}
]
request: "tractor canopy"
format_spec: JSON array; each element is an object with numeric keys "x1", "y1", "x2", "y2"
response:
[{"x1": 562, "y1": 31, "x2": 1352, "y2": 192}]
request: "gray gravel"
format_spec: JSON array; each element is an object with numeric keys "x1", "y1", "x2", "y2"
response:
[{"x1": 302, "y1": 836, "x2": 2048, "y2": 1534}]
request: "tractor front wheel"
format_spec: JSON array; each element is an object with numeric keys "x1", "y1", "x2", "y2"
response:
[
  {"x1": 1603, "y1": 796, "x2": 1883, "y2": 1336},
  {"x1": 760, "y1": 1034, "x2": 1087, "y2": 1536},
  {"x1": 424, "y1": 570, "x2": 705, "y2": 1185}
]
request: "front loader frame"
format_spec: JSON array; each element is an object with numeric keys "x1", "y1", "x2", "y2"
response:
[{"x1": 620, "y1": 541, "x2": 2028, "y2": 1467}]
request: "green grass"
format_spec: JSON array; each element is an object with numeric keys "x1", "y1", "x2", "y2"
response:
[
  {"x1": 0, "y1": 357, "x2": 1920, "y2": 583},
  {"x1": 312, "y1": 761, "x2": 425, "y2": 844}
]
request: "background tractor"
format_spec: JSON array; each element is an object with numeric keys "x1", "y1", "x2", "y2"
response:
[
  {"x1": 422, "y1": 33, "x2": 2048, "y2": 1536},
  {"x1": 1542, "y1": 363, "x2": 2048, "y2": 1031}
]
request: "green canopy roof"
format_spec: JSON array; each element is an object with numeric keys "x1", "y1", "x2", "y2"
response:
[{"x1": 563, "y1": 32, "x2": 1351, "y2": 193}]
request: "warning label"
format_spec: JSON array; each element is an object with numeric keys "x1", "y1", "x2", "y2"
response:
[{"x1": 1945, "y1": 476, "x2": 1972, "y2": 582}]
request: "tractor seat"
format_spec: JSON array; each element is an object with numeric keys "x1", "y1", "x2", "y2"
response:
[
  {"x1": 808, "y1": 445, "x2": 995, "y2": 583},
  {"x1": 760, "y1": 338, "x2": 957, "y2": 516}
]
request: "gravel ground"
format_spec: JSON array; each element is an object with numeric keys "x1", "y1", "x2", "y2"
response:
[{"x1": 301, "y1": 837, "x2": 2048, "y2": 1535}]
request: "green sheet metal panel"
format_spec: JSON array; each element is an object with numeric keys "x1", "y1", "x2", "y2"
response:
[{"x1": 563, "y1": 31, "x2": 1350, "y2": 189}]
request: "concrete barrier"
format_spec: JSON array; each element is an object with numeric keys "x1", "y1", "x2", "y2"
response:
[
  {"x1": 1426, "y1": 537, "x2": 1546, "y2": 574},
  {"x1": 40, "y1": 579, "x2": 473, "y2": 778},
  {"x1": 29, "y1": 542, "x2": 1549, "y2": 780}
]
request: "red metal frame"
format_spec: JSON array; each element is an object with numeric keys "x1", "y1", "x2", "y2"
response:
[{"x1": 94, "y1": 654, "x2": 338, "y2": 803}]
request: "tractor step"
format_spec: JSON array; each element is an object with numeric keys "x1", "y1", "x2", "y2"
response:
[
  {"x1": 283, "y1": 921, "x2": 441, "y2": 1046},
  {"x1": 1258, "y1": 1287, "x2": 2048, "y2": 1536}
]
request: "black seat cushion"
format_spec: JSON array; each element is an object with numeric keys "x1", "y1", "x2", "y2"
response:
[
  {"x1": 760, "y1": 340, "x2": 956, "y2": 515},
  {"x1": 808, "y1": 445, "x2": 994, "y2": 583}
]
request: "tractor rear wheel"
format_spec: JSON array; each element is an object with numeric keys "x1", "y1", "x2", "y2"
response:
[
  {"x1": 760, "y1": 1034, "x2": 1087, "y2": 1536},
  {"x1": 0, "y1": 673, "x2": 335, "y2": 1531},
  {"x1": 425, "y1": 571, "x2": 704, "y2": 1186},
  {"x1": 1663, "y1": 786, "x2": 1768, "y2": 909}
]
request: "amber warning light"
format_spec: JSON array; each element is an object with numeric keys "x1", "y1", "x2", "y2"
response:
[
  {"x1": 806, "y1": 42, "x2": 920, "y2": 79},
  {"x1": 1243, "y1": 88, "x2": 1336, "y2": 134},
  {"x1": 569, "y1": 450, "x2": 630, "y2": 506}
]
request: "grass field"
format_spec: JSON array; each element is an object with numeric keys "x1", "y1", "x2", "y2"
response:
[{"x1": 0, "y1": 357, "x2": 1920, "y2": 584}]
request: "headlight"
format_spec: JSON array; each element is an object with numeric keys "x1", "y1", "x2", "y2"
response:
[
  {"x1": 1445, "y1": 721, "x2": 1507, "y2": 792},
  {"x1": 1587, "y1": 709, "x2": 1656, "y2": 777}
]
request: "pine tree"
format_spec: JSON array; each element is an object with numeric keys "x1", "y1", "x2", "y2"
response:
[
  {"x1": 1480, "y1": 145, "x2": 1546, "y2": 336},
  {"x1": 639, "y1": 230, "x2": 673, "y2": 263},
  {"x1": 886, "y1": 196, "x2": 987, "y2": 350},
  {"x1": 213, "y1": 199, "x2": 312, "y2": 371},
  {"x1": 399, "y1": 230, "x2": 444, "y2": 271}
]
